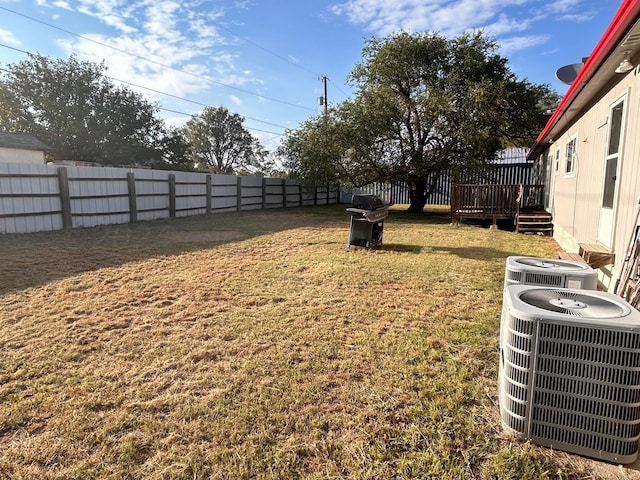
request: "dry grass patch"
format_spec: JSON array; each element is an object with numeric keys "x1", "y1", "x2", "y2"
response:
[{"x1": 0, "y1": 205, "x2": 620, "y2": 479}]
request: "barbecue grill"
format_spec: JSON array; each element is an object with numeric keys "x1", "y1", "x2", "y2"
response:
[{"x1": 346, "y1": 194, "x2": 389, "y2": 249}]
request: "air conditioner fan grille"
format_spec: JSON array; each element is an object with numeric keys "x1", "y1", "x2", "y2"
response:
[
  {"x1": 515, "y1": 258, "x2": 588, "y2": 270},
  {"x1": 520, "y1": 289, "x2": 628, "y2": 318}
]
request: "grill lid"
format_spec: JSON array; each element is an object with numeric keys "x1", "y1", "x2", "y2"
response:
[{"x1": 352, "y1": 194, "x2": 385, "y2": 210}]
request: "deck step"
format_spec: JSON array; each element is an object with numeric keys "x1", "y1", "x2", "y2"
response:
[
  {"x1": 518, "y1": 215, "x2": 553, "y2": 221},
  {"x1": 558, "y1": 251, "x2": 587, "y2": 263},
  {"x1": 578, "y1": 243, "x2": 615, "y2": 269},
  {"x1": 516, "y1": 210, "x2": 553, "y2": 235}
]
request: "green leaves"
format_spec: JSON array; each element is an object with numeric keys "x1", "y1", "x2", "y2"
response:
[
  {"x1": 182, "y1": 106, "x2": 266, "y2": 174},
  {"x1": 0, "y1": 54, "x2": 165, "y2": 166},
  {"x1": 280, "y1": 31, "x2": 557, "y2": 212}
]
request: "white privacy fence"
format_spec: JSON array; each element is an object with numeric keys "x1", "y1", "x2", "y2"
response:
[{"x1": 0, "y1": 162, "x2": 338, "y2": 234}]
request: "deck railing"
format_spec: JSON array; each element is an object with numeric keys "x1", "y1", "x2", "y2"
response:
[{"x1": 450, "y1": 184, "x2": 545, "y2": 224}]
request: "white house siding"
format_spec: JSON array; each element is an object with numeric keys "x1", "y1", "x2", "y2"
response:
[
  {"x1": 0, "y1": 147, "x2": 46, "y2": 164},
  {"x1": 544, "y1": 71, "x2": 640, "y2": 290}
]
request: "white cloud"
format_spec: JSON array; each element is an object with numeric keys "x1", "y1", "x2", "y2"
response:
[
  {"x1": 0, "y1": 28, "x2": 21, "y2": 46},
  {"x1": 547, "y1": 0, "x2": 580, "y2": 14},
  {"x1": 498, "y1": 34, "x2": 549, "y2": 55},
  {"x1": 483, "y1": 13, "x2": 532, "y2": 37},
  {"x1": 230, "y1": 94, "x2": 242, "y2": 105},
  {"x1": 52, "y1": 1, "x2": 73, "y2": 10},
  {"x1": 329, "y1": 0, "x2": 565, "y2": 56},
  {"x1": 76, "y1": 0, "x2": 138, "y2": 34},
  {"x1": 143, "y1": 0, "x2": 182, "y2": 40},
  {"x1": 58, "y1": 33, "x2": 215, "y2": 99},
  {"x1": 52, "y1": 0, "x2": 258, "y2": 104},
  {"x1": 558, "y1": 12, "x2": 595, "y2": 22},
  {"x1": 332, "y1": 0, "x2": 525, "y2": 36},
  {"x1": 331, "y1": 0, "x2": 531, "y2": 37}
]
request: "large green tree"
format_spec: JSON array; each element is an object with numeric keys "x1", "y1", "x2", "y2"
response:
[
  {"x1": 158, "y1": 128, "x2": 193, "y2": 170},
  {"x1": 0, "y1": 54, "x2": 165, "y2": 166},
  {"x1": 182, "y1": 106, "x2": 267, "y2": 174},
  {"x1": 280, "y1": 31, "x2": 558, "y2": 212}
]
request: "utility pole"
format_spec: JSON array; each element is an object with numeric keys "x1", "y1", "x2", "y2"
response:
[{"x1": 319, "y1": 75, "x2": 328, "y2": 112}]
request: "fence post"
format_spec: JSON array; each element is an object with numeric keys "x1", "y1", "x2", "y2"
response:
[
  {"x1": 282, "y1": 178, "x2": 287, "y2": 208},
  {"x1": 237, "y1": 176, "x2": 242, "y2": 211},
  {"x1": 127, "y1": 172, "x2": 138, "y2": 223},
  {"x1": 262, "y1": 177, "x2": 267, "y2": 209},
  {"x1": 57, "y1": 167, "x2": 72, "y2": 230},
  {"x1": 169, "y1": 174, "x2": 176, "y2": 217},
  {"x1": 206, "y1": 175, "x2": 212, "y2": 215},
  {"x1": 297, "y1": 183, "x2": 302, "y2": 207},
  {"x1": 314, "y1": 185, "x2": 318, "y2": 206}
]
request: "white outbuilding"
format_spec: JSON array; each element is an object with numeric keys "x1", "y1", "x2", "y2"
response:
[{"x1": 0, "y1": 131, "x2": 50, "y2": 164}]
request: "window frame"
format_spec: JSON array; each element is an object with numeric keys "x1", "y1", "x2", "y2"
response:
[
  {"x1": 554, "y1": 148, "x2": 561, "y2": 175},
  {"x1": 564, "y1": 135, "x2": 577, "y2": 176}
]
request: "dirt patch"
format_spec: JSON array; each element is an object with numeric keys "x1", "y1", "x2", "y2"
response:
[
  {"x1": 169, "y1": 230, "x2": 245, "y2": 243},
  {"x1": 0, "y1": 429, "x2": 30, "y2": 450},
  {"x1": 543, "y1": 448, "x2": 640, "y2": 480}
]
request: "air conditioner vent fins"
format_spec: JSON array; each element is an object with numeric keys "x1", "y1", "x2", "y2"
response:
[
  {"x1": 525, "y1": 272, "x2": 563, "y2": 287},
  {"x1": 499, "y1": 284, "x2": 640, "y2": 463},
  {"x1": 504, "y1": 256, "x2": 597, "y2": 290}
]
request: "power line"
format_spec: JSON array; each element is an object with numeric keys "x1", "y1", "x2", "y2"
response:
[
  {"x1": 106, "y1": 75, "x2": 289, "y2": 130},
  {"x1": 0, "y1": 5, "x2": 316, "y2": 112},
  {"x1": 0, "y1": 43, "x2": 287, "y2": 137},
  {"x1": 156, "y1": 106, "x2": 283, "y2": 136},
  {"x1": 328, "y1": 77, "x2": 352, "y2": 100},
  {"x1": 209, "y1": 20, "x2": 322, "y2": 78},
  {"x1": 0, "y1": 42, "x2": 286, "y2": 136}
]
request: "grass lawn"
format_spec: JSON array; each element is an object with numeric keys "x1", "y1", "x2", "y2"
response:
[{"x1": 0, "y1": 205, "x2": 620, "y2": 479}]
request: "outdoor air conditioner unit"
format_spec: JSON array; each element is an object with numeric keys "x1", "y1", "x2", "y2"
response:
[
  {"x1": 504, "y1": 256, "x2": 597, "y2": 290},
  {"x1": 499, "y1": 285, "x2": 640, "y2": 463}
]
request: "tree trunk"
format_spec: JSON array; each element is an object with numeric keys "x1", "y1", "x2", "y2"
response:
[{"x1": 407, "y1": 178, "x2": 427, "y2": 213}]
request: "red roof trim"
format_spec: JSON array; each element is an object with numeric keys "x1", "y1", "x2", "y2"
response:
[{"x1": 529, "y1": 0, "x2": 640, "y2": 158}]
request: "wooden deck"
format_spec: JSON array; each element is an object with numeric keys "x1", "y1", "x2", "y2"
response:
[{"x1": 451, "y1": 184, "x2": 548, "y2": 232}]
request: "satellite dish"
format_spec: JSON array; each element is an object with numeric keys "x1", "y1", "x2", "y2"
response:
[{"x1": 555, "y1": 62, "x2": 584, "y2": 85}]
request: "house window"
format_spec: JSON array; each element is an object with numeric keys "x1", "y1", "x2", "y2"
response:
[
  {"x1": 565, "y1": 137, "x2": 577, "y2": 175},
  {"x1": 554, "y1": 148, "x2": 560, "y2": 174},
  {"x1": 602, "y1": 99, "x2": 624, "y2": 209}
]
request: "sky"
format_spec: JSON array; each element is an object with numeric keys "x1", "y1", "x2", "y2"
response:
[{"x1": 0, "y1": 0, "x2": 625, "y2": 151}]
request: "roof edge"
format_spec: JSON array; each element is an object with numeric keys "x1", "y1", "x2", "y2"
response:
[{"x1": 528, "y1": 0, "x2": 640, "y2": 160}]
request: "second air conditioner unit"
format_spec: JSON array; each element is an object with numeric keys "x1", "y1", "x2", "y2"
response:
[
  {"x1": 504, "y1": 256, "x2": 597, "y2": 290},
  {"x1": 499, "y1": 285, "x2": 640, "y2": 463}
]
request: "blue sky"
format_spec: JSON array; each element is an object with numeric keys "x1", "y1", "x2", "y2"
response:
[{"x1": 0, "y1": 0, "x2": 624, "y2": 151}]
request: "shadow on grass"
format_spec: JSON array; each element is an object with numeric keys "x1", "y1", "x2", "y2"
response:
[
  {"x1": 431, "y1": 245, "x2": 519, "y2": 260},
  {"x1": 0, "y1": 205, "x2": 348, "y2": 295},
  {"x1": 388, "y1": 205, "x2": 452, "y2": 225},
  {"x1": 378, "y1": 243, "x2": 423, "y2": 254}
]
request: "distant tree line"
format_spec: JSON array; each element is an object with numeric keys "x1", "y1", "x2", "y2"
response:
[{"x1": 0, "y1": 54, "x2": 276, "y2": 175}]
